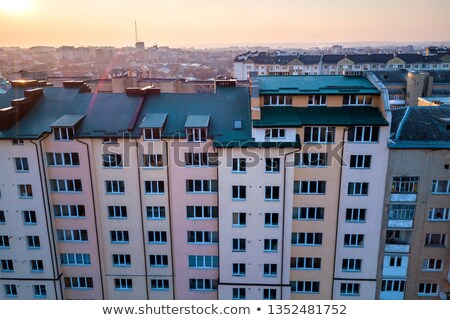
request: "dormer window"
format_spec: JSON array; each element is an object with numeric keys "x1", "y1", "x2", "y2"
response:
[
  {"x1": 263, "y1": 95, "x2": 292, "y2": 106},
  {"x1": 54, "y1": 127, "x2": 74, "y2": 141},
  {"x1": 308, "y1": 95, "x2": 327, "y2": 106},
  {"x1": 139, "y1": 113, "x2": 167, "y2": 141},
  {"x1": 185, "y1": 115, "x2": 210, "y2": 142},
  {"x1": 50, "y1": 114, "x2": 85, "y2": 142},
  {"x1": 265, "y1": 129, "x2": 285, "y2": 140}
]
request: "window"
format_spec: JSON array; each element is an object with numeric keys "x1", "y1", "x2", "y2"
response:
[
  {"x1": 263, "y1": 288, "x2": 277, "y2": 300},
  {"x1": 108, "y1": 206, "x2": 127, "y2": 219},
  {"x1": 53, "y1": 205, "x2": 85, "y2": 218},
  {"x1": 232, "y1": 185, "x2": 246, "y2": 200},
  {"x1": 57, "y1": 229, "x2": 88, "y2": 242},
  {"x1": 349, "y1": 155, "x2": 371, "y2": 169},
  {"x1": 344, "y1": 234, "x2": 364, "y2": 247},
  {"x1": 12, "y1": 139, "x2": 24, "y2": 145},
  {"x1": 295, "y1": 153, "x2": 327, "y2": 167},
  {"x1": 264, "y1": 129, "x2": 285, "y2": 139},
  {"x1": 418, "y1": 283, "x2": 438, "y2": 296},
  {"x1": 103, "y1": 138, "x2": 118, "y2": 144},
  {"x1": 264, "y1": 239, "x2": 278, "y2": 252},
  {"x1": 232, "y1": 158, "x2": 246, "y2": 172},
  {"x1": 290, "y1": 257, "x2": 321, "y2": 270},
  {"x1": 112, "y1": 254, "x2": 131, "y2": 267},
  {"x1": 54, "y1": 127, "x2": 74, "y2": 141},
  {"x1": 304, "y1": 126, "x2": 335, "y2": 143},
  {"x1": 345, "y1": 209, "x2": 366, "y2": 222},
  {"x1": 4, "y1": 284, "x2": 17, "y2": 297},
  {"x1": 0, "y1": 211, "x2": 4, "y2": 224},
  {"x1": 33, "y1": 285, "x2": 47, "y2": 298},
  {"x1": 348, "y1": 182, "x2": 369, "y2": 196},
  {"x1": 143, "y1": 154, "x2": 163, "y2": 168},
  {"x1": 232, "y1": 263, "x2": 246, "y2": 276},
  {"x1": 14, "y1": 157, "x2": 29, "y2": 171},
  {"x1": 49, "y1": 179, "x2": 82, "y2": 192},
  {"x1": 263, "y1": 264, "x2": 277, "y2": 277},
  {"x1": 263, "y1": 95, "x2": 292, "y2": 106},
  {"x1": 293, "y1": 207, "x2": 324, "y2": 220},
  {"x1": 308, "y1": 95, "x2": 327, "y2": 106},
  {"x1": 185, "y1": 153, "x2": 218, "y2": 167},
  {"x1": 145, "y1": 181, "x2": 165, "y2": 194},
  {"x1": 232, "y1": 288, "x2": 246, "y2": 299},
  {"x1": 291, "y1": 233, "x2": 323, "y2": 245},
  {"x1": 114, "y1": 279, "x2": 132, "y2": 291},
  {"x1": 149, "y1": 255, "x2": 168, "y2": 267},
  {"x1": 265, "y1": 186, "x2": 280, "y2": 200},
  {"x1": 111, "y1": 231, "x2": 129, "y2": 244},
  {"x1": 343, "y1": 95, "x2": 372, "y2": 106},
  {"x1": 0, "y1": 235, "x2": 10, "y2": 248},
  {"x1": 232, "y1": 238, "x2": 246, "y2": 252},
  {"x1": 387, "y1": 205, "x2": 414, "y2": 222},
  {"x1": 264, "y1": 212, "x2": 279, "y2": 227},
  {"x1": 102, "y1": 154, "x2": 123, "y2": 168},
  {"x1": 342, "y1": 259, "x2": 362, "y2": 272},
  {"x1": 1, "y1": 259, "x2": 14, "y2": 272},
  {"x1": 148, "y1": 231, "x2": 167, "y2": 243},
  {"x1": 381, "y1": 280, "x2": 406, "y2": 293},
  {"x1": 60, "y1": 253, "x2": 91, "y2": 265},
  {"x1": 187, "y1": 206, "x2": 218, "y2": 219},
  {"x1": 64, "y1": 277, "x2": 93, "y2": 289},
  {"x1": 146, "y1": 206, "x2": 165, "y2": 219},
  {"x1": 189, "y1": 278, "x2": 219, "y2": 291},
  {"x1": 187, "y1": 231, "x2": 218, "y2": 244},
  {"x1": 46, "y1": 152, "x2": 79, "y2": 166},
  {"x1": 105, "y1": 180, "x2": 125, "y2": 194},
  {"x1": 26, "y1": 236, "x2": 40, "y2": 248},
  {"x1": 151, "y1": 279, "x2": 169, "y2": 290},
  {"x1": 428, "y1": 208, "x2": 450, "y2": 221},
  {"x1": 188, "y1": 255, "x2": 218, "y2": 268},
  {"x1": 423, "y1": 259, "x2": 443, "y2": 271},
  {"x1": 389, "y1": 256, "x2": 402, "y2": 267},
  {"x1": 392, "y1": 176, "x2": 419, "y2": 193},
  {"x1": 294, "y1": 180, "x2": 326, "y2": 194},
  {"x1": 431, "y1": 180, "x2": 450, "y2": 194},
  {"x1": 340, "y1": 283, "x2": 360, "y2": 296},
  {"x1": 186, "y1": 128, "x2": 207, "y2": 142},
  {"x1": 186, "y1": 180, "x2": 217, "y2": 193},
  {"x1": 30, "y1": 260, "x2": 44, "y2": 272},
  {"x1": 232, "y1": 212, "x2": 246, "y2": 226},
  {"x1": 348, "y1": 126, "x2": 379, "y2": 142},
  {"x1": 18, "y1": 184, "x2": 33, "y2": 198},
  {"x1": 233, "y1": 120, "x2": 243, "y2": 130},
  {"x1": 265, "y1": 158, "x2": 281, "y2": 172},
  {"x1": 425, "y1": 234, "x2": 447, "y2": 247},
  {"x1": 22, "y1": 210, "x2": 37, "y2": 224},
  {"x1": 291, "y1": 281, "x2": 320, "y2": 294},
  {"x1": 143, "y1": 128, "x2": 161, "y2": 140}
]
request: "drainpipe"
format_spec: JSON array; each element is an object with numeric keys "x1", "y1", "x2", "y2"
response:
[
  {"x1": 331, "y1": 127, "x2": 349, "y2": 299},
  {"x1": 75, "y1": 138, "x2": 105, "y2": 299},
  {"x1": 30, "y1": 134, "x2": 63, "y2": 299},
  {"x1": 134, "y1": 139, "x2": 149, "y2": 299},
  {"x1": 281, "y1": 141, "x2": 301, "y2": 300}
]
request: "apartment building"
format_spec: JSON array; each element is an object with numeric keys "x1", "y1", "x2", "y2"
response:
[
  {"x1": 234, "y1": 52, "x2": 450, "y2": 80},
  {"x1": 377, "y1": 106, "x2": 450, "y2": 300},
  {"x1": 0, "y1": 76, "x2": 447, "y2": 300}
]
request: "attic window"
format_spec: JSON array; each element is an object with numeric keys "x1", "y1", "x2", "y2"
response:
[
  {"x1": 234, "y1": 120, "x2": 243, "y2": 129},
  {"x1": 54, "y1": 128, "x2": 74, "y2": 141}
]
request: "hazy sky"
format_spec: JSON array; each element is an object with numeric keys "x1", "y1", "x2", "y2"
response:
[{"x1": 1, "y1": 0, "x2": 449, "y2": 48}]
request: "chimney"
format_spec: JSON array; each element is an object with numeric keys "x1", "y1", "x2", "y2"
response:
[{"x1": 249, "y1": 72, "x2": 261, "y2": 120}]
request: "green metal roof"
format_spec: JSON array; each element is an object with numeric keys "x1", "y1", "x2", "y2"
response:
[
  {"x1": 253, "y1": 107, "x2": 301, "y2": 128},
  {"x1": 185, "y1": 115, "x2": 210, "y2": 128},
  {"x1": 51, "y1": 114, "x2": 85, "y2": 127},
  {"x1": 259, "y1": 75, "x2": 380, "y2": 95},
  {"x1": 214, "y1": 134, "x2": 301, "y2": 149},
  {"x1": 139, "y1": 113, "x2": 167, "y2": 128}
]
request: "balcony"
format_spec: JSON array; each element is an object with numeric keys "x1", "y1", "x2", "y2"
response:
[
  {"x1": 384, "y1": 244, "x2": 410, "y2": 253},
  {"x1": 380, "y1": 291, "x2": 405, "y2": 300},
  {"x1": 387, "y1": 206, "x2": 415, "y2": 229},
  {"x1": 390, "y1": 193, "x2": 417, "y2": 202},
  {"x1": 385, "y1": 230, "x2": 411, "y2": 253},
  {"x1": 382, "y1": 255, "x2": 408, "y2": 278}
]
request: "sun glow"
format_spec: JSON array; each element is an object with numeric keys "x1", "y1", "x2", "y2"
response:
[{"x1": 0, "y1": 0, "x2": 33, "y2": 14}]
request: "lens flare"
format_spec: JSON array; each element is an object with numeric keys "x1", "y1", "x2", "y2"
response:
[{"x1": 0, "y1": 0, "x2": 33, "y2": 14}]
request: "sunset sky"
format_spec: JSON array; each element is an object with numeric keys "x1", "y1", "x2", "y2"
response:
[{"x1": 0, "y1": 0, "x2": 449, "y2": 48}]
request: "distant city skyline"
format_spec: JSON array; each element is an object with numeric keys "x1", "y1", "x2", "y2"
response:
[{"x1": 0, "y1": 0, "x2": 449, "y2": 48}]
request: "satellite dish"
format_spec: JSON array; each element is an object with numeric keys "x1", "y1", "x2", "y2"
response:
[{"x1": 439, "y1": 291, "x2": 448, "y2": 300}]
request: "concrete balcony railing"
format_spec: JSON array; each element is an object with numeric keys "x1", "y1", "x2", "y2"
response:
[
  {"x1": 380, "y1": 291, "x2": 405, "y2": 300},
  {"x1": 390, "y1": 193, "x2": 417, "y2": 202},
  {"x1": 384, "y1": 243, "x2": 411, "y2": 253}
]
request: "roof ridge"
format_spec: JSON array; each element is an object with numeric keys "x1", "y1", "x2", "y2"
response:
[{"x1": 395, "y1": 106, "x2": 411, "y2": 140}]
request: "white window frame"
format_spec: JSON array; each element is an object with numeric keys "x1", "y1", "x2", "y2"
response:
[
  {"x1": 348, "y1": 182, "x2": 369, "y2": 196},
  {"x1": 53, "y1": 205, "x2": 85, "y2": 218},
  {"x1": 56, "y1": 229, "x2": 88, "y2": 242},
  {"x1": 145, "y1": 180, "x2": 165, "y2": 194},
  {"x1": 33, "y1": 285, "x2": 47, "y2": 298},
  {"x1": 114, "y1": 279, "x2": 133, "y2": 291},
  {"x1": 293, "y1": 207, "x2": 324, "y2": 220},
  {"x1": 232, "y1": 263, "x2": 246, "y2": 276},
  {"x1": 345, "y1": 208, "x2": 366, "y2": 222},
  {"x1": 14, "y1": 157, "x2": 29, "y2": 172},
  {"x1": 54, "y1": 127, "x2": 75, "y2": 141},
  {"x1": 143, "y1": 128, "x2": 161, "y2": 141},
  {"x1": 342, "y1": 259, "x2": 362, "y2": 272},
  {"x1": 265, "y1": 158, "x2": 281, "y2": 172},
  {"x1": 264, "y1": 212, "x2": 279, "y2": 227},
  {"x1": 187, "y1": 206, "x2": 218, "y2": 219},
  {"x1": 431, "y1": 180, "x2": 450, "y2": 194},
  {"x1": 294, "y1": 180, "x2": 326, "y2": 194},
  {"x1": 26, "y1": 235, "x2": 40, "y2": 249},
  {"x1": 232, "y1": 185, "x2": 246, "y2": 200},
  {"x1": 18, "y1": 184, "x2": 33, "y2": 198},
  {"x1": 148, "y1": 231, "x2": 167, "y2": 244},
  {"x1": 264, "y1": 128, "x2": 286, "y2": 140},
  {"x1": 187, "y1": 231, "x2": 218, "y2": 244},
  {"x1": 185, "y1": 152, "x2": 217, "y2": 167},
  {"x1": 22, "y1": 210, "x2": 37, "y2": 224},
  {"x1": 428, "y1": 208, "x2": 450, "y2": 221},
  {"x1": 1, "y1": 259, "x2": 14, "y2": 272},
  {"x1": 263, "y1": 263, "x2": 277, "y2": 277},
  {"x1": 108, "y1": 206, "x2": 127, "y2": 219},
  {"x1": 110, "y1": 230, "x2": 129, "y2": 244},
  {"x1": 232, "y1": 288, "x2": 246, "y2": 300},
  {"x1": 146, "y1": 206, "x2": 165, "y2": 220},
  {"x1": 232, "y1": 212, "x2": 246, "y2": 227},
  {"x1": 343, "y1": 95, "x2": 372, "y2": 106},
  {"x1": 112, "y1": 254, "x2": 131, "y2": 267},
  {"x1": 50, "y1": 179, "x2": 82, "y2": 192},
  {"x1": 188, "y1": 255, "x2": 218, "y2": 269},
  {"x1": 60, "y1": 253, "x2": 91, "y2": 266},
  {"x1": 186, "y1": 179, "x2": 217, "y2": 193},
  {"x1": 304, "y1": 126, "x2": 335, "y2": 143},
  {"x1": 263, "y1": 239, "x2": 278, "y2": 252},
  {"x1": 348, "y1": 126, "x2": 379, "y2": 143},
  {"x1": 349, "y1": 155, "x2": 371, "y2": 169},
  {"x1": 263, "y1": 288, "x2": 277, "y2": 300},
  {"x1": 424, "y1": 234, "x2": 447, "y2": 247},
  {"x1": 0, "y1": 211, "x2": 5, "y2": 224},
  {"x1": 291, "y1": 232, "x2": 323, "y2": 246},
  {"x1": 102, "y1": 153, "x2": 123, "y2": 168},
  {"x1": 340, "y1": 282, "x2": 360, "y2": 296},
  {"x1": 290, "y1": 257, "x2": 321, "y2": 270},
  {"x1": 105, "y1": 180, "x2": 125, "y2": 194},
  {"x1": 344, "y1": 234, "x2": 364, "y2": 247},
  {"x1": 150, "y1": 279, "x2": 169, "y2": 290},
  {"x1": 149, "y1": 255, "x2": 168, "y2": 267},
  {"x1": 297, "y1": 153, "x2": 328, "y2": 167},
  {"x1": 144, "y1": 154, "x2": 163, "y2": 168},
  {"x1": 186, "y1": 128, "x2": 207, "y2": 142},
  {"x1": 64, "y1": 277, "x2": 93, "y2": 289},
  {"x1": 422, "y1": 259, "x2": 443, "y2": 271},
  {"x1": 418, "y1": 283, "x2": 438, "y2": 296},
  {"x1": 381, "y1": 280, "x2": 406, "y2": 292},
  {"x1": 232, "y1": 158, "x2": 246, "y2": 173},
  {"x1": 4, "y1": 284, "x2": 17, "y2": 297},
  {"x1": 308, "y1": 95, "x2": 327, "y2": 106},
  {"x1": 189, "y1": 278, "x2": 217, "y2": 291},
  {"x1": 291, "y1": 281, "x2": 320, "y2": 294},
  {"x1": 392, "y1": 176, "x2": 419, "y2": 193},
  {"x1": 263, "y1": 95, "x2": 292, "y2": 106},
  {"x1": 232, "y1": 238, "x2": 246, "y2": 252},
  {"x1": 265, "y1": 186, "x2": 280, "y2": 201},
  {"x1": 46, "y1": 152, "x2": 79, "y2": 166}
]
